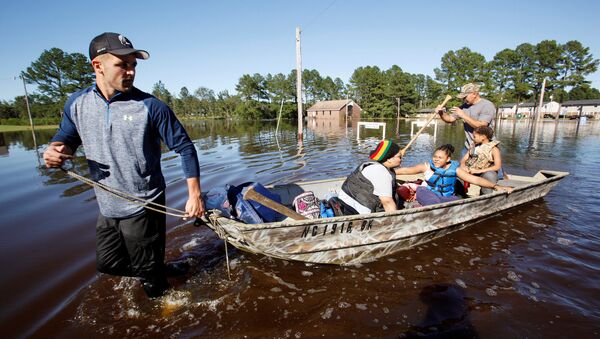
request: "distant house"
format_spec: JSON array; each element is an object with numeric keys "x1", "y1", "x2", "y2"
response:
[
  {"x1": 498, "y1": 100, "x2": 600, "y2": 119},
  {"x1": 498, "y1": 102, "x2": 557, "y2": 119},
  {"x1": 561, "y1": 99, "x2": 600, "y2": 119},
  {"x1": 414, "y1": 108, "x2": 435, "y2": 118},
  {"x1": 306, "y1": 99, "x2": 361, "y2": 123}
]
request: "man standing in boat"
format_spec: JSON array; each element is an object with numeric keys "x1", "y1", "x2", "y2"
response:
[
  {"x1": 436, "y1": 83, "x2": 496, "y2": 157},
  {"x1": 338, "y1": 139, "x2": 402, "y2": 214},
  {"x1": 42, "y1": 32, "x2": 205, "y2": 298}
]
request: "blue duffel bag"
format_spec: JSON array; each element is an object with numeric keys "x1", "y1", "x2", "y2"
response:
[{"x1": 235, "y1": 182, "x2": 286, "y2": 224}]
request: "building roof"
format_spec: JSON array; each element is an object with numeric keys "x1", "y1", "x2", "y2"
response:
[
  {"x1": 517, "y1": 102, "x2": 543, "y2": 108},
  {"x1": 415, "y1": 108, "x2": 435, "y2": 113},
  {"x1": 306, "y1": 99, "x2": 358, "y2": 112},
  {"x1": 562, "y1": 99, "x2": 600, "y2": 106},
  {"x1": 500, "y1": 99, "x2": 600, "y2": 108},
  {"x1": 500, "y1": 101, "x2": 554, "y2": 108}
]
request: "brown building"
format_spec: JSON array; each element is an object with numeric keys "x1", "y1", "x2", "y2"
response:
[{"x1": 306, "y1": 99, "x2": 361, "y2": 123}]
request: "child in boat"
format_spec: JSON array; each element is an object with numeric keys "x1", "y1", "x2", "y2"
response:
[
  {"x1": 395, "y1": 144, "x2": 512, "y2": 206},
  {"x1": 459, "y1": 126, "x2": 501, "y2": 195}
]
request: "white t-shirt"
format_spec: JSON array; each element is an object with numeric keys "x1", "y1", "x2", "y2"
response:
[
  {"x1": 423, "y1": 163, "x2": 433, "y2": 185},
  {"x1": 339, "y1": 163, "x2": 393, "y2": 214},
  {"x1": 363, "y1": 164, "x2": 394, "y2": 197}
]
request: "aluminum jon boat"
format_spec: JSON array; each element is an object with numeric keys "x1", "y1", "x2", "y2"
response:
[{"x1": 203, "y1": 170, "x2": 568, "y2": 265}]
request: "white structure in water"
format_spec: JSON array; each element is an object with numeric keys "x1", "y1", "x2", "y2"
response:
[{"x1": 498, "y1": 99, "x2": 600, "y2": 119}]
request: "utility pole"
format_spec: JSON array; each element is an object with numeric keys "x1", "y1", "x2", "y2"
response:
[
  {"x1": 345, "y1": 95, "x2": 348, "y2": 125},
  {"x1": 18, "y1": 75, "x2": 37, "y2": 148},
  {"x1": 395, "y1": 97, "x2": 401, "y2": 135},
  {"x1": 536, "y1": 77, "x2": 547, "y2": 122},
  {"x1": 295, "y1": 26, "x2": 303, "y2": 141}
]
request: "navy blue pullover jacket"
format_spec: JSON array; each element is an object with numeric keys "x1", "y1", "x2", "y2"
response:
[{"x1": 52, "y1": 85, "x2": 199, "y2": 218}]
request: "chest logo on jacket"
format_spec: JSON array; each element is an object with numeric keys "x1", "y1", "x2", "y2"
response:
[{"x1": 123, "y1": 114, "x2": 133, "y2": 122}]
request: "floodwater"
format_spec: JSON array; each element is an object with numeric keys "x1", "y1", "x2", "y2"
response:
[{"x1": 0, "y1": 118, "x2": 598, "y2": 338}]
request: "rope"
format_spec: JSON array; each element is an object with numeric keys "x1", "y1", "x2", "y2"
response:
[
  {"x1": 63, "y1": 166, "x2": 236, "y2": 278},
  {"x1": 224, "y1": 238, "x2": 231, "y2": 280},
  {"x1": 61, "y1": 168, "x2": 187, "y2": 218}
]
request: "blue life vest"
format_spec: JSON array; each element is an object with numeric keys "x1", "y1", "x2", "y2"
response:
[{"x1": 426, "y1": 160, "x2": 459, "y2": 197}]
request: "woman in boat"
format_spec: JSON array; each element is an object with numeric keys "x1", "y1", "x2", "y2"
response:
[
  {"x1": 337, "y1": 139, "x2": 403, "y2": 215},
  {"x1": 459, "y1": 126, "x2": 501, "y2": 195},
  {"x1": 395, "y1": 144, "x2": 512, "y2": 206}
]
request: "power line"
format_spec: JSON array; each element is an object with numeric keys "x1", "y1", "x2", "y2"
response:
[{"x1": 303, "y1": 0, "x2": 338, "y2": 32}]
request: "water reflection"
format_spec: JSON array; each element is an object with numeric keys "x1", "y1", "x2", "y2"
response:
[
  {"x1": 0, "y1": 133, "x2": 7, "y2": 157},
  {"x1": 401, "y1": 283, "x2": 479, "y2": 338}
]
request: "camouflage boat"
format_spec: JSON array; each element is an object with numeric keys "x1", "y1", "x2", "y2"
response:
[{"x1": 204, "y1": 170, "x2": 568, "y2": 265}]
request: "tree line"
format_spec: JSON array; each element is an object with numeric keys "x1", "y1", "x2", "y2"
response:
[{"x1": 1, "y1": 39, "x2": 598, "y2": 124}]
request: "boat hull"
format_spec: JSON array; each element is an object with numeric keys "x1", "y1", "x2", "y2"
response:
[{"x1": 206, "y1": 170, "x2": 567, "y2": 265}]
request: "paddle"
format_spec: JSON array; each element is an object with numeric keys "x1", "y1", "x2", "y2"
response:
[
  {"x1": 243, "y1": 186, "x2": 307, "y2": 221},
  {"x1": 399, "y1": 94, "x2": 453, "y2": 157}
]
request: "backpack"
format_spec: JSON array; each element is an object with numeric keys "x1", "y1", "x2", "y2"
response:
[
  {"x1": 293, "y1": 191, "x2": 321, "y2": 219},
  {"x1": 204, "y1": 184, "x2": 235, "y2": 218}
]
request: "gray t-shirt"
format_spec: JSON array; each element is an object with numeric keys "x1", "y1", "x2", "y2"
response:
[{"x1": 453, "y1": 98, "x2": 496, "y2": 150}]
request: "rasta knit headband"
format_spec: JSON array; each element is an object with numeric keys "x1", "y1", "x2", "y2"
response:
[{"x1": 369, "y1": 139, "x2": 400, "y2": 163}]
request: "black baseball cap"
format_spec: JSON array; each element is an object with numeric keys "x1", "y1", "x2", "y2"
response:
[{"x1": 89, "y1": 32, "x2": 150, "y2": 61}]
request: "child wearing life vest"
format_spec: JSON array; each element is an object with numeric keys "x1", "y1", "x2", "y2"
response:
[
  {"x1": 395, "y1": 144, "x2": 512, "y2": 206},
  {"x1": 459, "y1": 126, "x2": 502, "y2": 195}
]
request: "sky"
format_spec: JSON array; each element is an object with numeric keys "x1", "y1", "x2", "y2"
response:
[{"x1": 0, "y1": 0, "x2": 599, "y2": 102}]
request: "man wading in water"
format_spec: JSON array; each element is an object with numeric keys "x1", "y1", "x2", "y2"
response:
[{"x1": 43, "y1": 32, "x2": 205, "y2": 298}]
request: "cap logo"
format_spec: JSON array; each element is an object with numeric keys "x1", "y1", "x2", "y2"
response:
[{"x1": 118, "y1": 34, "x2": 132, "y2": 47}]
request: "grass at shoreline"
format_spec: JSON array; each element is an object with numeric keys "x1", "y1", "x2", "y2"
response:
[{"x1": 0, "y1": 125, "x2": 58, "y2": 132}]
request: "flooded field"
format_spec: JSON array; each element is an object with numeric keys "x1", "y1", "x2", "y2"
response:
[{"x1": 0, "y1": 118, "x2": 598, "y2": 338}]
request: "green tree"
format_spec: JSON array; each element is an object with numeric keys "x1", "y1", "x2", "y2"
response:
[
  {"x1": 558, "y1": 40, "x2": 599, "y2": 89},
  {"x1": 490, "y1": 48, "x2": 519, "y2": 102},
  {"x1": 385, "y1": 65, "x2": 417, "y2": 116},
  {"x1": 434, "y1": 47, "x2": 489, "y2": 92},
  {"x1": 265, "y1": 72, "x2": 294, "y2": 103},
  {"x1": 287, "y1": 70, "x2": 300, "y2": 104},
  {"x1": 11, "y1": 94, "x2": 60, "y2": 120},
  {"x1": 349, "y1": 66, "x2": 387, "y2": 117},
  {"x1": 531, "y1": 40, "x2": 562, "y2": 102},
  {"x1": 321, "y1": 76, "x2": 342, "y2": 100},
  {"x1": 173, "y1": 86, "x2": 201, "y2": 116},
  {"x1": 152, "y1": 80, "x2": 173, "y2": 107},
  {"x1": 236, "y1": 74, "x2": 266, "y2": 101},
  {"x1": 21, "y1": 47, "x2": 93, "y2": 103},
  {"x1": 568, "y1": 84, "x2": 600, "y2": 100},
  {"x1": 334, "y1": 77, "x2": 347, "y2": 97},
  {"x1": 411, "y1": 74, "x2": 443, "y2": 109},
  {"x1": 0, "y1": 100, "x2": 19, "y2": 120},
  {"x1": 194, "y1": 87, "x2": 217, "y2": 117},
  {"x1": 214, "y1": 90, "x2": 241, "y2": 118},
  {"x1": 512, "y1": 43, "x2": 536, "y2": 103},
  {"x1": 303, "y1": 69, "x2": 325, "y2": 105}
]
